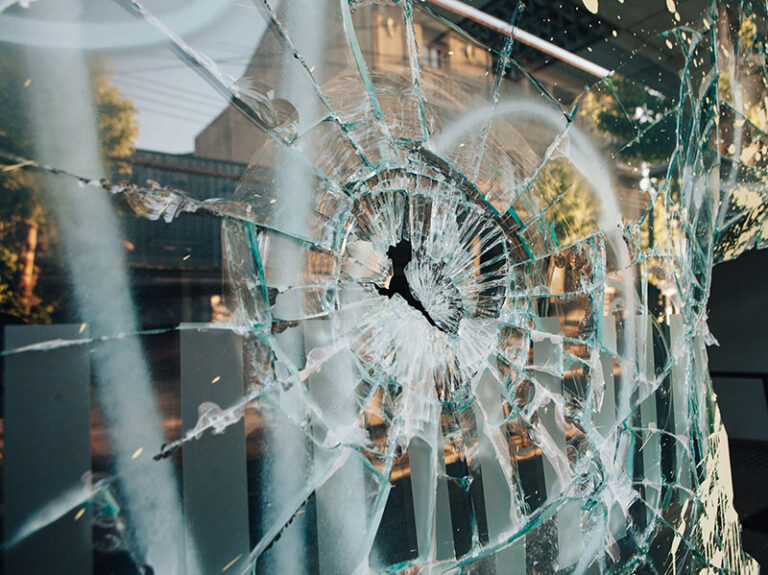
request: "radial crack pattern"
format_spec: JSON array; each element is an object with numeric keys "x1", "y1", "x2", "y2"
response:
[{"x1": 3, "y1": 0, "x2": 768, "y2": 574}]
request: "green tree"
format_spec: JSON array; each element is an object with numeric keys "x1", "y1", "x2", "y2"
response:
[
  {"x1": 528, "y1": 157, "x2": 599, "y2": 248},
  {"x1": 92, "y1": 59, "x2": 139, "y2": 174},
  {"x1": 580, "y1": 76, "x2": 675, "y2": 165},
  {"x1": 0, "y1": 55, "x2": 138, "y2": 322}
]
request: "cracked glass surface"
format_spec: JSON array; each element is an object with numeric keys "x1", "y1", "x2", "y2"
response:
[{"x1": 1, "y1": 0, "x2": 768, "y2": 573}]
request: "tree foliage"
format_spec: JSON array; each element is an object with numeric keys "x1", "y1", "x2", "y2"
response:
[
  {"x1": 0, "y1": 55, "x2": 138, "y2": 322},
  {"x1": 93, "y1": 59, "x2": 139, "y2": 173},
  {"x1": 528, "y1": 157, "x2": 599, "y2": 248},
  {"x1": 580, "y1": 76, "x2": 675, "y2": 164}
]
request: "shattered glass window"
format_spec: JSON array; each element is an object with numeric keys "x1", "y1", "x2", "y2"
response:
[{"x1": 1, "y1": 0, "x2": 767, "y2": 573}]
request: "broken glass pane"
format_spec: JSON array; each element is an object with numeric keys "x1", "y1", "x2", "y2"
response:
[{"x1": 1, "y1": 0, "x2": 767, "y2": 573}]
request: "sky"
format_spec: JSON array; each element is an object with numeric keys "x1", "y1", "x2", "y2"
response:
[
  {"x1": 0, "y1": 0, "x2": 272, "y2": 153},
  {"x1": 106, "y1": 0, "x2": 270, "y2": 153}
]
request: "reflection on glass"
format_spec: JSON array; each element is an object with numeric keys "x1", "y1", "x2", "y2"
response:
[{"x1": 0, "y1": 0, "x2": 766, "y2": 573}]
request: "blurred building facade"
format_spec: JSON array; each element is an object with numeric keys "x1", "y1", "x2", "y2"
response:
[
  {"x1": 116, "y1": 150, "x2": 251, "y2": 327},
  {"x1": 194, "y1": 4, "x2": 493, "y2": 164}
]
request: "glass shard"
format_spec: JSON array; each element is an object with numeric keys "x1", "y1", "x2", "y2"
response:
[{"x1": 2, "y1": 0, "x2": 767, "y2": 573}]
